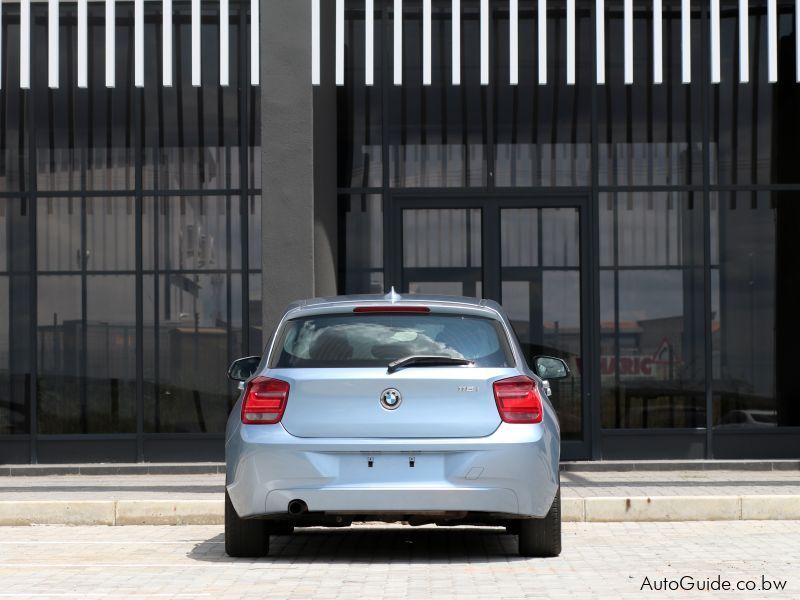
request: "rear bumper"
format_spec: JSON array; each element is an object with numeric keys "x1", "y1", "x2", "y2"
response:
[{"x1": 226, "y1": 421, "x2": 560, "y2": 519}]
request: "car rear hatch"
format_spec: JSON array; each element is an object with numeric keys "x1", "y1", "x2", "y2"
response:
[{"x1": 275, "y1": 367, "x2": 509, "y2": 438}]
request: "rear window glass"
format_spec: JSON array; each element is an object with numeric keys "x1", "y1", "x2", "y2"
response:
[{"x1": 270, "y1": 313, "x2": 515, "y2": 369}]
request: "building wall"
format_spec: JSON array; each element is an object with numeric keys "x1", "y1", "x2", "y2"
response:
[{"x1": 0, "y1": 0, "x2": 261, "y2": 462}]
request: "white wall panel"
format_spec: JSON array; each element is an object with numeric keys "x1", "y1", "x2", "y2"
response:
[
  {"x1": 452, "y1": 0, "x2": 460, "y2": 84},
  {"x1": 21, "y1": 0, "x2": 30, "y2": 89},
  {"x1": 366, "y1": 0, "x2": 374, "y2": 85},
  {"x1": 134, "y1": 0, "x2": 143, "y2": 87},
  {"x1": 48, "y1": 0, "x2": 58, "y2": 88},
  {"x1": 654, "y1": 0, "x2": 662, "y2": 83},
  {"x1": 481, "y1": 0, "x2": 488, "y2": 84},
  {"x1": 711, "y1": 0, "x2": 720, "y2": 83},
  {"x1": 682, "y1": 0, "x2": 691, "y2": 83},
  {"x1": 163, "y1": 0, "x2": 173, "y2": 86},
  {"x1": 394, "y1": 0, "x2": 402, "y2": 84},
  {"x1": 312, "y1": 0, "x2": 320, "y2": 84},
  {"x1": 624, "y1": 0, "x2": 632, "y2": 83},
  {"x1": 78, "y1": 0, "x2": 87, "y2": 88},
  {"x1": 220, "y1": 0, "x2": 229, "y2": 85},
  {"x1": 192, "y1": 0, "x2": 201, "y2": 85},
  {"x1": 596, "y1": 0, "x2": 604, "y2": 84},
  {"x1": 538, "y1": 0, "x2": 547, "y2": 84},
  {"x1": 567, "y1": 0, "x2": 575, "y2": 84},
  {"x1": 251, "y1": 0, "x2": 259, "y2": 84},
  {"x1": 336, "y1": 0, "x2": 344, "y2": 85},
  {"x1": 510, "y1": 0, "x2": 518, "y2": 84},
  {"x1": 768, "y1": 0, "x2": 777, "y2": 82}
]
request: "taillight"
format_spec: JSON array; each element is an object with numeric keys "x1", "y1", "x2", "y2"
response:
[
  {"x1": 241, "y1": 377, "x2": 290, "y2": 424},
  {"x1": 353, "y1": 306, "x2": 431, "y2": 313},
  {"x1": 493, "y1": 376, "x2": 543, "y2": 424}
]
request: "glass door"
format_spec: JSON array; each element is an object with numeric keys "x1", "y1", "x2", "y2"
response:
[{"x1": 392, "y1": 197, "x2": 592, "y2": 459}]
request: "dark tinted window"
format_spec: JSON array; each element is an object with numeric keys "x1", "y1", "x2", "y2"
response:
[{"x1": 271, "y1": 313, "x2": 515, "y2": 368}]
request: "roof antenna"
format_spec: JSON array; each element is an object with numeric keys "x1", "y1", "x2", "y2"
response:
[{"x1": 384, "y1": 286, "x2": 402, "y2": 303}]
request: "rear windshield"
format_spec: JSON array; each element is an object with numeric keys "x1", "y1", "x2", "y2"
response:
[{"x1": 270, "y1": 313, "x2": 515, "y2": 369}]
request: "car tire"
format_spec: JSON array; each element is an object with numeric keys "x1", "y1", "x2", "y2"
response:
[
  {"x1": 225, "y1": 490, "x2": 269, "y2": 557},
  {"x1": 517, "y1": 486, "x2": 562, "y2": 558}
]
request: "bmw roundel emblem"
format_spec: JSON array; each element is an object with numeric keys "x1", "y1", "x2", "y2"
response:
[{"x1": 380, "y1": 388, "x2": 402, "y2": 410}]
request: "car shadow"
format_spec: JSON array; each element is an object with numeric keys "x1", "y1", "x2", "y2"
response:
[{"x1": 188, "y1": 526, "x2": 531, "y2": 564}]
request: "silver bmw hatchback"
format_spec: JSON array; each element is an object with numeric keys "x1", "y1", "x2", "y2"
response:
[{"x1": 224, "y1": 291, "x2": 568, "y2": 558}]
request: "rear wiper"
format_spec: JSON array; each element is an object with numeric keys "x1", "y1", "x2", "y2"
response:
[{"x1": 387, "y1": 355, "x2": 474, "y2": 374}]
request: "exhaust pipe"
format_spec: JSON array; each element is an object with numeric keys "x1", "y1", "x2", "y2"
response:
[{"x1": 287, "y1": 499, "x2": 308, "y2": 516}]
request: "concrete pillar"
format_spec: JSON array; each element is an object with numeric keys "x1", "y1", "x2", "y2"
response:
[{"x1": 261, "y1": 0, "x2": 338, "y2": 337}]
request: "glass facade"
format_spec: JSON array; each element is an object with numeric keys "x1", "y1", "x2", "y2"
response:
[
  {"x1": 0, "y1": 1, "x2": 260, "y2": 461},
  {"x1": 338, "y1": 0, "x2": 800, "y2": 458}
]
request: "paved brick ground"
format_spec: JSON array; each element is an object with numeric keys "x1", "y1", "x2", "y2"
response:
[
  {"x1": 0, "y1": 521, "x2": 796, "y2": 598},
  {"x1": 1, "y1": 469, "x2": 799, "y2": 501}
]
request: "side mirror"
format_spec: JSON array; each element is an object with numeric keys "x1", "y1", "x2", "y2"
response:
[
  {"x1": 227, "y1": 356, "x2": 262, "y2": 383},
  {"x1": 532, "y1": 355, "x2": 570, "y2": 381}
]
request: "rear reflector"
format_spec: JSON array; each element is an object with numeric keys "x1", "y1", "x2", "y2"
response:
[
  {"x1": 353, "y1": 306, "x2": 431, "y2": 313},
  {"x1": 493, "y1": 375, "x2": 543, "y2": 424},
  {"x1": 241, "y1": 377, "x2": 290, "y2": 424}
]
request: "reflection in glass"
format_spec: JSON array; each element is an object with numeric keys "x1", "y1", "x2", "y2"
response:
[
  {"x1": 37, "y1": 276, "x2": 83, "y2": 434},
  {"x1": 142, "y1": 3, "x2": 242, "y2": 190},
  {"x1": 86, "y1": 3, "x2": 136, "y2": 191},
  {"x1": 342, "y1": 195, "x2": 384, "y2": 294},
  {"x1": 337, "y1": 3, "x2": 383, "y2": 187},
  {"x1": 0, "y1": 275, "x2": 33, "y2": 435},
  {"x1": 147, "y1": 196, "x2": 232, "y2": 271},
  {"x1": 713, "y1": 0, "x2": 799, "y2": 184},
  {"x1": 500, "y1": 208, "x2": 582, "y2": 439},
  {"x1": 389, "y1": 1, "x2": 487, "y2": 187},
  {"x1": 37, "y1": 275, "x2": 137, "y2": 434},
  {"x1": 600, "y1": 193, "x2": 705, "y2": 428},
  {"x1": 711, "y1": 192, "x2": 800, "y2": 428},
  {"x1": 85, "y1": 276, "x2": 137, "y2": 432},
  {"x1": 494, "y1": 1, "x2": 592, "y2": 186},
  {"x1": 402, "y1": 208, "x2": 483, "y2": 298},
  {"x1": 33, "y1": 3, "x2": 83, "y2": 192},
  {"x1": 144, "y1": 274, "x2": 235, "y2": 433},
  {"x1": 0, "y1": 6, "x2": 29, "y2": 192},
  {"x1": 37, "y1": 198, "x2": 138, "y2": 272},
  {"x1": 248, "y1": 273, "x2": 263, "y2": 356},
  {"x1": 597, "y1": 0, "x2": 703, "y2": 185}
]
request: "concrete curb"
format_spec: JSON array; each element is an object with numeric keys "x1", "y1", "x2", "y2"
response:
[
  {"x1": 1, "y1": 496, "x2": 799, "y2": 526},
  {"x1": 3, "y1": 460, "x2": 798, "y2": 477}
]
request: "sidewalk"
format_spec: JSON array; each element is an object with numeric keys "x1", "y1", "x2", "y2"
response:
[{"x1": 1, "y1": 465, "x2": 799, "y2": 525}]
